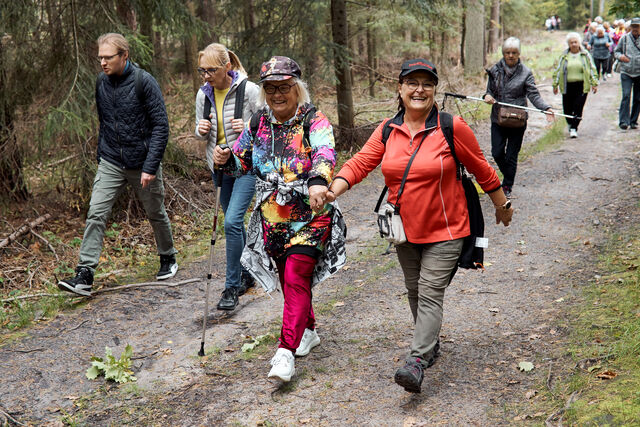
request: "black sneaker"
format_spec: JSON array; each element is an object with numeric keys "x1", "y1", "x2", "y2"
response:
[
  {"x1": 156, "y1": 254, "x2": 178, "y2": 280},
  {"x1": 238, "y1": 271, "x2": 256, "y2": 296},
  {"x1": 217, "y1": 287, "x2": 238, "y2": 311},
  {"x1": 58, "y1": 267, "x2": 94, "y2": 296},
  {"x1": 394, "y1": 357, "x2": 424, "y2": 393},
  {"x1": 620, "y1": 123, "x2": 629, "y2": 130},
  {"x1": 631, "y1": 123, "x2": 638, "y2": 129}
]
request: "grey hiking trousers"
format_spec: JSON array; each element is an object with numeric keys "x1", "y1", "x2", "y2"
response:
[
  {"x1": 395, "y1": 238, "x2": 464, "y2": 369},
  {"x1": 77, "y1": 159, "x2": 176, "y2": 272}
]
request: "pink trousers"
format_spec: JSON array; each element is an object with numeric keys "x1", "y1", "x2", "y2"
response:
[{"x1": 276, "y1": 253, "x2": 317, "y2": 352}]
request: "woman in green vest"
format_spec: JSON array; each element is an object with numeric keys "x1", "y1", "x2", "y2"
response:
[{"x1": 552, "y1": 32, "x2": 599, "y2": 138}]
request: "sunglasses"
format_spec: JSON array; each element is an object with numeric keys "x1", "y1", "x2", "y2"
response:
[{"x1": 263, "y1": 83, "x2": 296, "y2": 95}]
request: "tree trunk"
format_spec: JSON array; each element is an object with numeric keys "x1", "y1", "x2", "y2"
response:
[
  {"x1": 598, "y1": 0, "x2": 605, "y2": 15},
  {"x1": 184, "y1": 1, "x2": 200, "y2": 94},
  {"x1": 488, "y1": 0, "x2": 500, "y2": 53},
  {"x1": 366, "y1": 13, "x2": 376, "y2": 98},
  {"x1": 463, "y1": 0, "x2": 484, "y2": 75},
  {"x1": 330, "y1": 0, "x2": 355, "y2": 142},
  {"x1": 116, "y1": 0, "x2": 137, "y2": 31}
]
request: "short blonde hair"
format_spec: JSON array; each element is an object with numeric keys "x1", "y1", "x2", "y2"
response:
[
  {"x1": 97, "y1": 33, "x2": 129, "y2": 53},
  {"x1": 198, "y1": 43, "x2": 246, "y2": 74},
  {"x1": 259, "y1": 77, "x2": 311, "y2": 108}
]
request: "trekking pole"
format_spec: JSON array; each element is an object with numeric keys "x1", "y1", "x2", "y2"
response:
[
  {"x1": 198, "y1": 143, "x2": 229, "y2": 357},
  {"x1": 443, "y1": 92, "x2": 582, "y2": 120}
]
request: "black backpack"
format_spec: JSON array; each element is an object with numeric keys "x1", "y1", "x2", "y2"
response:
[
  {"x1": 203, "y1": 78, "x2": 247, "y2": 121},
  {"x1": 376, "y1": 111, "x2": 485, "y2": 275},
  {"x1": 249, "y1": 105, "x2": 317, "y2": 150}
]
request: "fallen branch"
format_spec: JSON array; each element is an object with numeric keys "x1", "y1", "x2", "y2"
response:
[
  {"x1": 45, "y1": 153, "x2": 79, "y2": 168},
  {"x1": 1, "y1": 293, "x2": 61, "y2": 303},
  {"x1": 165, "y1": 181, "x2": 205, "y2": 213},
  {"x1": 30, "y1": 229, "x2": 59, "y2": 261},
  {"x1": 5, "y1": 347, "x2": 45, "y2": 354},
  {"x1": 92, "y1": 278, "x2": 201, "y2": 295},
  {"x1": 545, "y1": 391, "x2": 579, "y2": 427},
  {"x1": 0, "y1": 214, "x2": 52, "y2": 249},
  {"x1": 546, "y1": 362, "x2": 556, "y2": 399},
  {"x1": 0, "y1": 407, "x2": 27, "y2": 426}
]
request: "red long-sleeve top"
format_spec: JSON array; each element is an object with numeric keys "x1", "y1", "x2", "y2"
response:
[{"x1": 336, "y1": 111, "x2": 501, "y2": 244}]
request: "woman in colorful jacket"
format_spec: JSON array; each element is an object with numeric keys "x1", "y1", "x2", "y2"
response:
[
  {"x1": 213, "y1": 56, "x2": 346, "y2": 382},
  {"x1": 195, "y1": 43, "x2": 261, "y2": 311},
  {"x1": 552, "y1": 32, "x2": 598, "y2": 138},
  {"x1": 324, "y1": 59, "x2": 513, "y2": 393},
  {"x1": 483, "y1": 37, "x2": 554, "y2": 198}
]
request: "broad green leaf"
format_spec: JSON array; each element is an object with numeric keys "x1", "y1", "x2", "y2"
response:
[
  {"x1": 518, "y1": 361, "x2": 534, "y2": 372},
  {"x1": 123, "y1": 344, "x2": 133, "y2": 360},
  {"x1": 241, "y1": 341, "x2": 257, "y2": 352},
  {"x1": 86, "y1": 366, "x2": 101, "y2": 380}
]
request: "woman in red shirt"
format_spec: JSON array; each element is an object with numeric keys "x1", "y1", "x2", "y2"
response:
[{"x1": 325, "y1": 59, "x2": 513, "y2": 393}]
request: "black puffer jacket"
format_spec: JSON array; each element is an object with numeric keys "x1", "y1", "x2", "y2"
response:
[
  {"x1": 96, "y1": 62, "x2": 169, "y2": 175},
  {"x1": 484, "y1": 59, "x2": 551, "y2": 125}
]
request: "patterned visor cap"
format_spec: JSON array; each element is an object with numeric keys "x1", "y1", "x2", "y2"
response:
[{"x1": 259, "y1": 56, "x2": 302, "y2": 82}]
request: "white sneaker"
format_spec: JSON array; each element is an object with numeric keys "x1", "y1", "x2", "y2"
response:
[
  {"x1": 295, "y1": 328, "x2": 320, "y2": 356},
  {"x1": 268, "y1": 348, "x2": 295, "y2": 382},
  {"x1": 607, "y1": 73, "x2": 612, "y2": 78},
  {"x1": 569, "y1": 128, "x2": 578, "y2": 138}
]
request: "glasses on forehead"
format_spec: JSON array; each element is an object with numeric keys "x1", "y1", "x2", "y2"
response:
[
  {"x1": 263, "y1": 83, "x2": 296, "y2": 95},
  {"x1": 97, "y1": 52, "x2": 123, "y2": 62},
  {"x1": 197, "y1": 67, "x2": 219, "y2": 76},
  {"x1": 403, "y1": 79, "x2": 435, "y2": 91}
]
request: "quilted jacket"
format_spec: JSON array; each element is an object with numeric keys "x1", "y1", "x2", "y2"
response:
[{"x1": 96, "y1": 62, "x2": 169, "y2": 175}]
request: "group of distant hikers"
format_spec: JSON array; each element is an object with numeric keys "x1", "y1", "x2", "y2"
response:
[{"x1": 57, "y1": 20, "x2": 639, "y2": 391}]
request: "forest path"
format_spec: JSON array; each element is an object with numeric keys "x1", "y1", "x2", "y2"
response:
[{"x1": 2, "y1": 40, "x2": 638, "y2": 426}]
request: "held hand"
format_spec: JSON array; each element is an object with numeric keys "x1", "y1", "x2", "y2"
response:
[
  {"x1": 140, "y1": 172, "x2": 156, "y2": 189},
  {"x1": 213, "y1": 144, "x2": 231, "y2": 165},
  {"x1": 198, "y1": 116, "x2": 212, "y2": 136},
  {"x1": 553, "y1": 87, "x2": 558, "y2": 95},
  {"x1": 308, "y1": 185, "x2": 328, "y2": 213},
  {"x1": 620, "y1": 54, "x2": 631, "y2": 63},
  {"x1": 231, "y1": 118, "x2": 244, "y2": 133},
  {"x1": 484, "y1": 94, "x2": 496, "y2": 104},
  {"x1": 592, "y1": 86, "x2": 598, "y2": 94},
  {"x1": 495, "y1": 206, "x2": 513, "y2": 227},
  {"x1": 326, "y1": 189, "x2": 337, "y2": 203},
  {"x1": 545, "y1": 109, "x2": 555, "y2": 123}
]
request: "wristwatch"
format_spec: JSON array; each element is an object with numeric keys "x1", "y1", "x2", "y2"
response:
[{"x1": 495, "y1": 200, "x2": 512, "y2": 210}]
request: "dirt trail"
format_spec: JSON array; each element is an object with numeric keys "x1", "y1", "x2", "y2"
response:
[{"x1": 2, "y1": 40, "x2": 639, "y2": 425}]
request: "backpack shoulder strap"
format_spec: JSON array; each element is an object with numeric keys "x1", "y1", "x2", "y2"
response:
[
  {"x1": 439, "y1": 111, "x2": 462, "y2": 180},
  {"x1": 302, "y1": 106, "x2": 317, "y2": 150},
  {"x1": 250, "y1": 107, "x2": 267, "y2": 137},
  {"x1": 233, "y1": 79, "x2": 248, "y2": 120},
  {"x1": 203, "y1": 94, "x2": 212, "y2": 121},
  {"x1": 380, "y1": 119, "x2": 393, "y2": 146}
]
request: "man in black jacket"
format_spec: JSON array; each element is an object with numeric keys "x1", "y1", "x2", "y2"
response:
[{"x1": 58, "y1": 33, "x2": 177, "y2": 296}]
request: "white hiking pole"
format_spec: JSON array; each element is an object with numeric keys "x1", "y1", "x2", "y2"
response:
[
  {"x1": 198, "y1": 143, "x2": 228, "y2": 357},
  {"x1": 443, "y1": 92, "x2": 582, "y2": 120}
]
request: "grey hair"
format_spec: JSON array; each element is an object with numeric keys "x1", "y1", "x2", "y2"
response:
[
  {"x1": 596, "y1": 25, "x2": 605, "y2": 34},
  {"x1": 566, "y1": 32, "x2": 582, "y2": 45},
  {"x1": 259, "y1": 77, "x2": 311, "y2": 108},
  {"x1": 502, "y1": 37, "x2": 521, "y2": 53}
]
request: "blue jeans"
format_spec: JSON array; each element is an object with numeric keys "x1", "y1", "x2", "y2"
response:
[
  {"x1": 213, "y1": 171, "x2": 256, "y2": 289},
  {"x1": 619, "y1": 73, "x2": 640, "y2": 127}
]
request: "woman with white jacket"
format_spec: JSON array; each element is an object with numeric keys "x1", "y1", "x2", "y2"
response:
[{"x1": 195, "y1": 43, "x2": 261, "y2": 310}]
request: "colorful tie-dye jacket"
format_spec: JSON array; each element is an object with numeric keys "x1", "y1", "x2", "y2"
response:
[{"x1": 223, "y1": 103, "x2": 346, "y2": 292}]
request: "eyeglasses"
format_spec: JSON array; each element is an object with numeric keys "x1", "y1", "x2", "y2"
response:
[
  {"x1": 403, "y1": 80, "x2": 435, "y2": 91},
  {"x1": 263, "y1": 83, "x2": 296, "y2": 95},
  {"x1": 97, "y1": 52, "x2": 122, "y2": 62},
  {"x1": 197, "y1": 67, "x2": 219, "y2": 76}
]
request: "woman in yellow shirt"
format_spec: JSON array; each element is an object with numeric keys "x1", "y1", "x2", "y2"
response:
[{"x1": 195, "y1": 43, "x2": 261, "y2": 310}]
